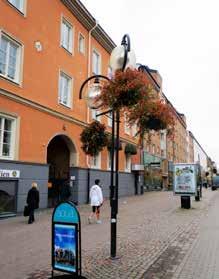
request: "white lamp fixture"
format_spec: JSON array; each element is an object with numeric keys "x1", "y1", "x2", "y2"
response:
[{"x1": 85, "y1": 79, "x2": 103, "y2": 109}]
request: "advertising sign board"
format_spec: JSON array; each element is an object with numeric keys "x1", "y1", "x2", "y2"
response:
[
  {"x1": 51, "y1": 201, "x2": 81, "y2": 278},
  {"x1": 173, "y1": 163, "x2": 197, "y2": 196}
]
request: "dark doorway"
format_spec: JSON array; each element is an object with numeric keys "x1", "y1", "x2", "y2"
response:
[{"x1": 47, "y1": 135, "x2": 71, "y2": 207}]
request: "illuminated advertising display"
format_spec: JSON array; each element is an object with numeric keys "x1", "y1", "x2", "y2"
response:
[
  {"x1": 173, "y1": 163, "x2": 197, "y2": 196},
  {"x1": 53, "y1": 223, "x2": 77, "y2": 273}
]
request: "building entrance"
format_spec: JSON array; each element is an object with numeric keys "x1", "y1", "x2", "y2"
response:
[{"x1": 47, "y1": 135, "x2": 76, "y2": 207}]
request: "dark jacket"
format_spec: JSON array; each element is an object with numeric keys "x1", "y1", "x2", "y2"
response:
[{"x1": 27, "y1": 188, "x2": 39, "y2": 210}]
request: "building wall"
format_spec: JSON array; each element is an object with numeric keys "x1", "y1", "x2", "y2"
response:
[{"x1": 0, "y1": 0, "x2": 140, "y2": 212}]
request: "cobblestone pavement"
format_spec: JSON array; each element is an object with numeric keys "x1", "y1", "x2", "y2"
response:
[{"x1": 0, "y1": 188, "x2": 217, "y2": 279}]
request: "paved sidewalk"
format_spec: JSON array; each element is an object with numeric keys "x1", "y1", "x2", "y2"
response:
[{"x1": 0, "y1": 188, "x2": 216, "y2": 279}]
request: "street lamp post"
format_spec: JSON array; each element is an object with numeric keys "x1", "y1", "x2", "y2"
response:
[{"x1": 79, "y1": 34, "x2": 135, "y2": 259}]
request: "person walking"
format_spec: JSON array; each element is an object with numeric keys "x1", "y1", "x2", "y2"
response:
[
  {"x1": 88, "y1": 179, "x2": 103, "y2": 224},
  {"x1": 26, "y1": 182, "x2": 40, "y2": 224}
]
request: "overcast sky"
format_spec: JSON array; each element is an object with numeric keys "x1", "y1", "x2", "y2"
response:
[{"x1": 81, "y1": 0, "x2": 219, "y2": 165}]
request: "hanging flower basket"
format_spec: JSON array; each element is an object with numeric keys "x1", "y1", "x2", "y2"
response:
[
  {"x1": 80, "y1": 121, "x2": 108, "y2": 156},
  {"x1": 124, "y1": 143, "x2": 137, "y2": 155},
  {"x1": 96, "y1": 68, "x2": 150, "y2": 110},
  {"x1": 128, "y1": 99, "x2": 175, "y2": 136},
  {"x1": 107, "y1": 136, "x2": 123, "y2": 151}
]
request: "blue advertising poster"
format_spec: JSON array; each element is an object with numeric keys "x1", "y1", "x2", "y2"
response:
[{"x1": 54, "y1": 223, "x2": 77, "y2": 273}]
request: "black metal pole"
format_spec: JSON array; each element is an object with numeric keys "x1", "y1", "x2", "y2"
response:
[
  {"x1": 115, "y1": 110, "x2": 120, "y2": 215},
  {"x1": 110, "y1": 110, "x2": 117, "y2": 258}
]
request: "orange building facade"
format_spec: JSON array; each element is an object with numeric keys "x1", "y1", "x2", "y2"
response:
[{"x1": 0, "y1": 0, "x2": 141, "y2": 215}]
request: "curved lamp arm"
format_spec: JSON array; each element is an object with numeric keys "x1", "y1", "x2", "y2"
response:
[
  {"x1": 79, "y1": 74, "x2": 110, "y2": 99},
  {"x1": 121, "y1": 34, "x2": 131, "y2": 71}
]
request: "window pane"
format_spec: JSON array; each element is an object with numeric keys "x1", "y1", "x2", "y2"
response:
[
  {"x1": 3, "y1": 131, "x2": 11, "y2": 145},
  {"x1": 92, "y1": 51, "x2": 100, "y2": 74},
  {"x1": 9, "y1": 0, "x2": 23, "y2": 11},
  {"x1": 79, "y1": 35, "x2": 84, "y2": 53},
  {"x1": 61, "y1": 21, "x2": 72, "y2": 51},
  {"x1": 0, "y1": 37, "x2": 8, "y2": 75},
  {"x1": 2, "y1": 143, "x2": 10, "y2": 156},
  {"x1": 59, "y1": 73, "x2": 71, "y2": 106},
  {"x1": 4, "y1": 119, "x2": 12, "y2": 131}
]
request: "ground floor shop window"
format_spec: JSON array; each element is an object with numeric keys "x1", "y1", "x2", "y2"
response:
[{"x1": 0, "y1": 180, "x2": 17, "y2": 216}]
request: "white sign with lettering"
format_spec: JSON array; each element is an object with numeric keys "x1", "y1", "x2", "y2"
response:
[{"x1": 0, "y1": 169, "x2": 20, "y2": 178}]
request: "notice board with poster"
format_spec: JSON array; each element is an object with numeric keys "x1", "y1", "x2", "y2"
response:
[
  {"x1": 51, "y1": 201, "x2": 86, "y2": 278},
  {"x1": 173, "y1": 163, "x2": 197, "y2": 196}
]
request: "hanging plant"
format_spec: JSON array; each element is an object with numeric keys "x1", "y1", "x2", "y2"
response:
[
  {"x1": 124, "y1": 143, "x2": 137, "y2": 155},
  {"x1": 96, "y1": 68, "x2": 150, "y2": 110},
  {"x1": 80, "y1": 121, "x2": 108, "y2": 156},
  {"x1": 128, "y1": 99, "x2": 175, "y2": 136},
  {"x1": 107, "y1": 136, "x2": 123, "y2": 151}
]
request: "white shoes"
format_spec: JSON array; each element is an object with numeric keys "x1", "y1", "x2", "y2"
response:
[{"x1": 96, "y1": 220, "x2": 102, "y2": 224}]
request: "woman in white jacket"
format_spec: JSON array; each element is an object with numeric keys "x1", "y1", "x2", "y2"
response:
[{"x1": 88, "y1": 179, "x2": 103, "y2": 224}]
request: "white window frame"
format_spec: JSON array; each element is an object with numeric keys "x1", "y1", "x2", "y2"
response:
[
  {"x1": 92, "y1": 49, "x2": 101, "y2": 75},
  {"x1": 0, "y1": 113, "x2": 17, "y2": 160},
  {"x1": 58, "y1": 71, "x2": 73, "y2": 108},
  {"x1": 125, "y1": 154, "x2": 131, "y2": 173},
  {"x1": 0, "y1": 31, "x2": 22, "y2": 84},
  {"x1": 61, "y1": 17, "x2": 73, "y2": 54},
  {"x1": 78, "y1": 33, "x2": 85, "y2": 54},
  {"x1": 90, "y1": 153, "x2": 101, "y2": 169},
  {"x1": 8, "y1": 0, "x2": 25, "y2": 14}
]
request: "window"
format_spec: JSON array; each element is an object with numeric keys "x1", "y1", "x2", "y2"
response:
[
  {"x1": 61, "y1": 18, "x2": 73, "y2": 53},
  {"x1": 131, "y1": 123, "x2": 138, "y2": 137},
  {"x1": 91, "y1": 109, "x2": 101, "y2": 121},
  {"x1": 108, "y1": 150, "x2": 116, "y2": 170},
  {"x1": 90, "y1": 153, "x2": 101, "y2": 169},
  {"x1": 107, "y1": 66, "x2": 113, "y2": 79},
  {"x1": 78, "y1": 33, "x2": 85, "y2": 54},
  {"x1": 8, "y1": 0, "x2": 24, "y2": 13},
  {"x1": 59, "y1": 72, "x2": 72, "y2": 107},
  {"x1": 0, "y1": 33, "x2": 21, "y2": 83},
  {"x1": 125, "y1": 154, "x2": 131, "y2": 172},
  {"x1": 124, "y1": 113, "x2": 131, "y2": 135},
  {"x1": 108, "y1": 111, "x2": 113, "y2": 127},
  {"x1": 92, "y1": 50, "x2": 101, "y2": 74},
  {"x1": 0, "y1": 115, "x2": 16, "y2": 159},
  {"x1": 152, "y1": 144, "x2": 155, "y2": 154}
]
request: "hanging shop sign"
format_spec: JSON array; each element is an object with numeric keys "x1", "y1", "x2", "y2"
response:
[
  {"x1": 0, "y1": 169, "x2": 20, "y2": 178},
  {"x1": 51, "y1": 201, "x2": 84, "y2": 278},
  {"x1": 173, "y1": 163, "x2": 197, "y2": 196}
]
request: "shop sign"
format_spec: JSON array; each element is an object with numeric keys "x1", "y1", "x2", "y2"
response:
[
  {"x1": 173, "y1": 163, "x2": 197, "y2": 196},
  {"x1": 0, "y1": 169, "x2": 20, "y2": 178}
]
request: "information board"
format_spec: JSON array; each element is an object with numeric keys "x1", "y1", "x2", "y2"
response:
[{"x1": 173, "y1": 164, "x2": 197, "y2": 196}]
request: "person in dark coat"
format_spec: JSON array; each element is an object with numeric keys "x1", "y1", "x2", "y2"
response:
[{"x1": 26, "y1": 182, "x2": 39, "y2": 224}]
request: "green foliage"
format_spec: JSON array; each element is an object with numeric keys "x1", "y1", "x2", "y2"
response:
[
  {"x1": 80, "y1": 121, "x2": 108, "y2": 156},
  {"x1": 124, "y1": 143, "x2": 137, "y2": 155}
]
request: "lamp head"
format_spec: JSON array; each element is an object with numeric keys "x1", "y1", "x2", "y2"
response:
[
  {"x1": 110, "y1": 34, "x2": 136, "y2": 72},
  {"x1": 85, "y1": 78, "x2": 102, "y2": 109}
]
